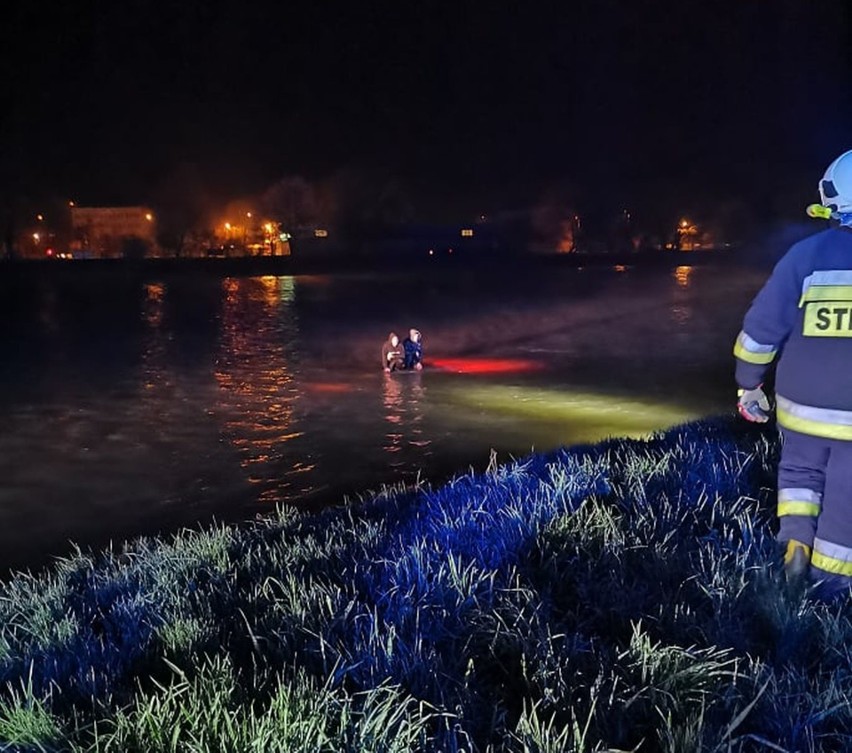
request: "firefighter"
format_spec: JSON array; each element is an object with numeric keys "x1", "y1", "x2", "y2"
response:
[{"x1": 735, "y1": 148, "x2": 852, "y2": 596}]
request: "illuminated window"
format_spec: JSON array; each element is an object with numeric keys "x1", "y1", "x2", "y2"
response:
[{"x1": 461, "y1": 228, "x2": 474, "y2": 237}]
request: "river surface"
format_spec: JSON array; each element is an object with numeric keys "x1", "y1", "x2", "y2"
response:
[{"x1": 0, "y1": 258, "x2": 769, "y2": 574}]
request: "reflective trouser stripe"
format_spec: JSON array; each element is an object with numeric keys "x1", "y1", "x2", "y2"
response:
[
  {"x1": 777, "y1": 487, "x2": 822, "y2": 517},
  {"x1": 776, "y1": 395, "x2": 852, "y2": 440},
  {"x1": 733, "y1": 331, "x2": 777, "y2": 365},
  {"x1": 812, "y1": 538, "x2": 852, "y2": 577}
]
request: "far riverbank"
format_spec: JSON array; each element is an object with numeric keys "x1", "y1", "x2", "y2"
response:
[{"x1": 0, "y1": 246, "x2": 744, "y2": 283}]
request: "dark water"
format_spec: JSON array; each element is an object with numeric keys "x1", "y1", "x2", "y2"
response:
[{"x1": 0, "y1": 259, "x2": 767, "y2": 574}]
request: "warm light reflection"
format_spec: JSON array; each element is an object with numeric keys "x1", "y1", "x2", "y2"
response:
[
  {"x1": 213, "y1": 277, "x2": 303, "y2": 504},
  {"x1": 381, "y1": 371, "x2": 429, "y2": 457},
  {"x1": 258, "y1": 275, "x2": 279, "y2": 307},
  {"x1": 382, "y1": 375, "x2": 405, "y2": 454},
  {"x1": 670, "y1": 265, "x2": 694, "y2": 325},
  {"x1": 135, "y1": 280, "x2": 182, "y2": 446},
  {"x1": 674, "y1": 265, "x2": 693, "y2": 288},
  {"x1": 297, "y1": 275, "x2": 332, "y2": 286},
  {"x1": 428, "y1": 358, "x2": 544, "y2": 375},
  {"x1": 383, "y1": 377, "x2": 403, "y2": 425},
  {"x1": 308, "y1": 383, "x2": 352, "y2": 394},
  {"x1": 144, "y1": 282, "x2": 165, "y2": 327},
  {"x1": 255, "y1": 275, "x2": 295, "y2": 304}
]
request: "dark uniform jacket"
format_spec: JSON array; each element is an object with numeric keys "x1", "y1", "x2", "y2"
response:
[
  {"x1": 403, "y1": 336, "x2": 422, "y2": 369},
  {"x1": 734, "y1": 227, "x2": 852, "y2": 438}
]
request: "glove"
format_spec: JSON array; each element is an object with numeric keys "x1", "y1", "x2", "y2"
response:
[{"x1": 737, "y1": 386, "x2": 771, "y2": 423}]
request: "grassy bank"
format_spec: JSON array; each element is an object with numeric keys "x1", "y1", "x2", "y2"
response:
[{"x1": 1, "y1": 416, "x2": 851, "y2": 752}]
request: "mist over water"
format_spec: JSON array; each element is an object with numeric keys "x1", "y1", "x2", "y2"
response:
[{"x1": 0, "y1": 259, "x2": 768, "y2": 574}]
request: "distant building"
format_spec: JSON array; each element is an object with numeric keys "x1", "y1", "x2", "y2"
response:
[{"x1": 71, "y1": 206, "x2": 157, "y2": 258}]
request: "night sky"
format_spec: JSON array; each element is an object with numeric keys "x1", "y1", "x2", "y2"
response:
[{"x1": 2, "y1": 0, "x2": 851, "y2": 224}]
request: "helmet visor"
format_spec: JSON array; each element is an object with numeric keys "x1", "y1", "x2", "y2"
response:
[{"x1": 821, "y1": 180, "x2": 839, "y2": 200}]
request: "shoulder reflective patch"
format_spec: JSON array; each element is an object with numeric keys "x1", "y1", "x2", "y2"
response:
[
  {"x1": 802, "y1": 303, "x2": 852, "y2": 336},
  {"x1": 800, "y1": 270, "x2": 852, "y2": 306},
  {"x1": 802, "y1": 270, "x2": 852, "y2": 291},
  {"x1": 800, "y1": 285, "x2": 852, "y2": 303}
]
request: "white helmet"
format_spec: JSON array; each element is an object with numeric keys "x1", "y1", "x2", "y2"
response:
[{"x1": 819, "y1": 149, "x2": 852, "y2": 214}]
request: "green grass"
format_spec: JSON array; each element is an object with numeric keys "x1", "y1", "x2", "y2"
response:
[{"x1": 1, "y1": 415, "x2": 851, "y2": 752}]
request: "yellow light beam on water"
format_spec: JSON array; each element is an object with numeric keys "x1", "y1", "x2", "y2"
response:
[{"x1": 449, "y1": 384, "x2": 700, "y2": 444}]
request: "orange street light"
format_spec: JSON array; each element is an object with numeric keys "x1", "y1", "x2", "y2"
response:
[{"x1": 145, "y1": 213, "x2": 153, "y2": 221}]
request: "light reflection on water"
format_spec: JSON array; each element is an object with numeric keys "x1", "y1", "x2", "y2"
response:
[
  {"x1": 380, "y1": 371, "x2": 432, "y2": 476},
  {"x1": 213, "y1": 276, "x2": 305, "y2": 504},
  {"x1": 0, "y1": 262, "x2": 768, "y2": 574},
  {"x1": 674, "y1": 264, "x2": 693, "y2": 288},
  {"x1": 670, "y1": 265, "x2": 695, "y2": 326}
]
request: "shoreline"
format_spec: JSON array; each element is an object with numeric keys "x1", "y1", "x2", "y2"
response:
[
  {"x1": 0, "y1": 246, "x2": 743, "y2": 282},
  {"x1": 3, "y1": 416, "x2": 847, "y2": 751}
]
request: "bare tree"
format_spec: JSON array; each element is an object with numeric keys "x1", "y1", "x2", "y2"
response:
[
  {"x1": 152, "y1": 162, "x2": 212, "y2": 257},
  {"x1": 260, "y1": 176, "x2": 320, "y2": 233}
]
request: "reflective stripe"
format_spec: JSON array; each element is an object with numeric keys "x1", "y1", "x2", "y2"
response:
[
  {"x1": 812, "y1": 538, "x2": 852, "y2": 577},
  {"x1": 733, "y1": 331, "x2": 777, "y2": 365},
  {"x1": 776, "y1": 395, "x2": 852, "y2": 440},
  {"x1": 800, "y1": 270, "x2": 852, "y2": 303},
  {"x1": 800, "y1": 285, "x2": 852, "y2": 303},
  {"x1": 777, "y1": 487, "x2": 822, "y2": 517},
  {"x1": 779, "y1": 488, "x2": 822, "y2": 504},
  {"x1": 777, "y1": 501, "x2": 821, "y2": 517}
]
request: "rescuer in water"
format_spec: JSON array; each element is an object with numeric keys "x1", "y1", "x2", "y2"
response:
[
  {"x1": 735, "y1": 148, "x2": 852, "y2": 596},
  {"x1": 403, "y1": 328, "x2": 423, "y2": 370}
]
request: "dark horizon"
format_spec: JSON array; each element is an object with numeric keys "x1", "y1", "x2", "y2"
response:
[{"x1": 2, "y1": 0, "x2": 851, "y2": 226}]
